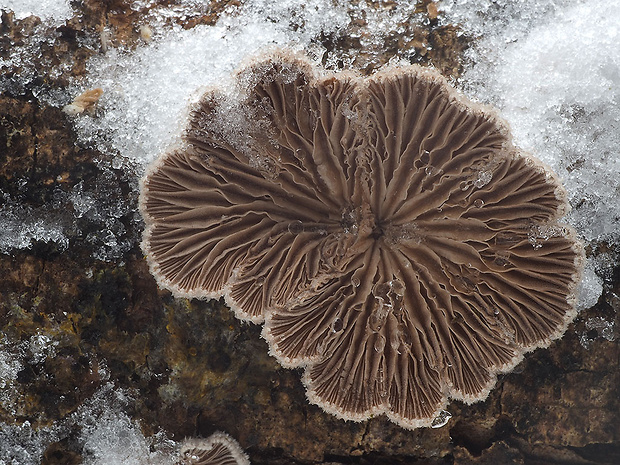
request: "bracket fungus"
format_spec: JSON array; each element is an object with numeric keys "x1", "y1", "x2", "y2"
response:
[
  {"x1": 140, "y1": 50, "x2": 583, "y2": 429},
  {"x1": 177, "y1": 432, "x2": 250, "y2": 465}
]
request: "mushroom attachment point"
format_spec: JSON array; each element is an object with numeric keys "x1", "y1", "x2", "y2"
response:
[{"x1": 140, "y1": 51, "x2": 584, "y2": 429}]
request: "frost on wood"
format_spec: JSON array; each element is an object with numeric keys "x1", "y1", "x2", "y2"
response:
[{"x1": 140, "y1": 51, "x2": 583, "y2": 429}]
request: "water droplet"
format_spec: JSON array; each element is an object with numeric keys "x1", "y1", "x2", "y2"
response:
[
  {"x1": 473, "y1": 198, "x2": 484, "y2": 208},
  {"x1": 420, "y1": 149, "x2": 430, "y2": 164},
  {"x1": 390, "y1": 329, "x2": 402, "y2": 351},
  {"x1": 288, "y1": 220, "x2": 304, "y2": 234},
  {"x1": 331, "y1": 317, "x2": 343, "y2": 333},
  {"x1": 372, "y1": 282, "x2": 391, "y2": 299},
  {"x1": 431, "y1": 410, "x2": 452, "y2": 428},
  {"x1": 474, "y1": 170, "x2": 492, "y2": 188},
  {"x1": 391, "y1": 278, "x2": 405, "y2": 296},
  {"x1": 374, "y1": 334, "x2": 386, "y2": 353},
  {"x1": 425, "y1": 165, "x2": 444, "y2": 177},
  {"x1": 400, "y1": 329, "x2": 413, "y2": 350},
  {"x1": 351, "y1": 276, "x2": 361, "y2": 287},
  {"x1": 368, "y1": 312, "x2": 384, "y2": 332}
]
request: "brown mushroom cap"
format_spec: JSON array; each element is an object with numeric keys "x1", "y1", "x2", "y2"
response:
[
  {"x1": 140, "y1": 50, "x2": 583, "y2": 429},
  {"x1": 177, "y1": 432, "x2": 250, "y2": 465}
]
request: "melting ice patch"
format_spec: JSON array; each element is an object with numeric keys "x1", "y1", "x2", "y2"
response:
[
  {"x1": 76, "y1": 385, "x2": 176, "y2": 465},
  {"x1": 0, "y1": 201, "x2": 69, "y2": 253},
  {"x1": 0, "y1": 381, "x2": 177, "y2": 465},
  {"x1": 578, "y1": 316, "x2": 616, "y2": 349},
  {"x1": 0, "y1": 334, "x2": 58, "y2": 416},
  {"x1": 0, "y1": 174, "x2": 137, "y2": 260},
  {"x1": 0, "y1": 334, "x2": 60, "y2": 465}
]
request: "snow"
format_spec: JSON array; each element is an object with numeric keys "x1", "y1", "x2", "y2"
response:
[
  {"x1": 76, "y1": 385, "x2": 177, "y2": 465},
  {"x1": 0, "y1": 334, "x2": 60, "y2": 465},
  {"x1": 0, "y1": 0, "x2": 73, "y2": 23},
  {"x1": 0, "y1": 421, "x2": 59, "y2": 465},
  {"x1": 70, "y1": 0, "x2": 350, "y2": 168},
  {"x1": 0, "y1": 200, "x2": 70, "y2": 254},
  {"x1": 0, "y1": 175, "x2": 137, "y2": 260},
  {"x1": 0, "y1": 378, "x2": 177, "y2": 465}
]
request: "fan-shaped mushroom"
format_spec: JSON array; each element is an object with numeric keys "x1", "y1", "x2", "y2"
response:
[{"x1": 140, "y1": 50, "x2": 583, "y2": 428}]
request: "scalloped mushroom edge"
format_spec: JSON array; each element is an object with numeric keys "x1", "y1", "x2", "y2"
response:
[{"x1": 140, "y1": 49, "x2": 585, "y2": 430}]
